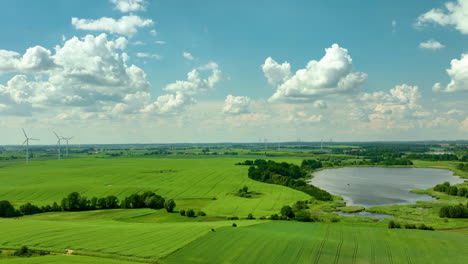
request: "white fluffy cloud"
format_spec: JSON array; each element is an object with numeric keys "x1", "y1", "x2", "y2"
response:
[
  {"x1": 419, "y1": 40, "x2": 445, "y2": 50},
  {"x1": 433, "y1": 52, "x2": 468, "y2": 92},
  {"x1": 110, "y1": 0, "x2": 146, "y2": 13},
  {"x1": 288, "y1": 110, "x2": 323, "y2": 124},
  {"x1": 0, "y1": 34, "x2": 150, "y2": 116},
  {"x1": 223, "y1": 95, "x2": 251, "y2": 115},
  {"x1": 142, "y1": 92, "x2": 194, "y2": 114},
  {"x1": 351, "y1": 84, "x2": 426, "y2": 128},
  {"x1": 0, "y1": 46, "x2": 55, "y2": 73},
  {"x1": 416, "y1": 0, "x2": 468, "y2": 34},
  {"x1": 183, "y1": 52, "x2": 194, "y2": 60},
  {"x1": 164, "y1": 62, "x2": 221, "y2": 95},
  {"x1": 72, "y1": 15, "x2": 153, "y2": 37},
  {"x1": 267, "y1": 44, "x2": 367, "y2": 102},
  {"x1": 262, "y1": 57, "x2": 292, "y2": 86}
]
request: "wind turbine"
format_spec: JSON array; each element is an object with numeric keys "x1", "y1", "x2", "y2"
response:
[
  {"x1": 22, "y1": 129, "x2": 39, "y2": 164},
  {"x1": 60, "y1": 136, "x2": 73, "y2": 157},
  {"x1": 54, "y1": 132, "x2": 62, "y2": 160}
]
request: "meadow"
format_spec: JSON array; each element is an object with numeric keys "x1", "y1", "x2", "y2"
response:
[
  {"x1": 0, "y1": 153, "x2": 467, "y2": 263},
  {"x1": 164, "y1": 221, "x2": 468, "y2": 264}
]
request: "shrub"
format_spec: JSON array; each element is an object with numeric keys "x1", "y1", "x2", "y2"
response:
[
  {"x1": 186, "y1": 209, "x2": 195, "y2": 217},
  {"x1": 259, "y1": 216, "x2": 266, "y2": 220},
  {"x1": 197, "y1": 211, "x2": 206, "y2": 216},
  {"x1": 232, "y1": 223, "x2": 237, "y2": 227},
  {"x1": 388, "y1": 220, "x2": 401, "y2": 229},
  {"x1": 404, "y1": 223, "x2": 417, "y2": 229},
  {"x1": 164, "y1": 199, "x2": 176, "y2": 213},
  {"x1": 0, "y1": 200, "x2": 17, "y2": 218},
  {"x1": 270, "y1": 214, "x2": 280, "y2": 220},
  {"x1": 280, "y1": 205, "x2": 295, "y2": 219},
  {"x1": 294, "y1": 210, "x2": 312, "y2": 222},
  {"x1": 227, "y1": 216, "x2": 239, "y2": 220},
  {"x1": 247, "y1": 213, "x2": 255, "y2": 219},
  {"x1": 179, "y1": 209, "x2": 186, "y2": 216}
]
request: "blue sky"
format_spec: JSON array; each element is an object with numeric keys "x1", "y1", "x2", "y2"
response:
[{"x1": 0, "y1": 0, "x2": 467, "y2": 144}]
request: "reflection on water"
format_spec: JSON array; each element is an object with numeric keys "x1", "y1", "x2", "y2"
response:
[{"x1": 309, "y1": 167, "x2": 463, "y2": 208}]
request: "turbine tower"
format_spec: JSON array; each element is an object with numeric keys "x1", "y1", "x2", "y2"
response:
[
  {"x1": 22, "y1": 129, "x2": 39, "y2": 164},
  {"x1": 60, "y1": 136, "x2": 73, "y2": 157},
  {"x1": 54, "y1": 132, "x2": 62, "y2": 160}
]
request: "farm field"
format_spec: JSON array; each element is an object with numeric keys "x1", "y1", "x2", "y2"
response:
[
  {"x1": 0, "y1": 210, "x2": 263, "y2": 262},
  {"x1": 0, "y1": 158, "x2": 308, "y2": 217},
  {"x1": 163, "y1": 221, "x2": 468, "y2": 264},
  {"x1": 0, "y1": 255, "x2": 142, "y2": 264}
]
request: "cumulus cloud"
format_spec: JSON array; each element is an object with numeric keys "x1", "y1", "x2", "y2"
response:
[
  {"x1": 155, "y1": 40, "x2": 166, "y2": 45},
  {"x1": 416, "y1": 0, "x2": 468, "y2": 34},
  {"x1": 223, "y1": 95, "x2": 251, "y2": 115},
  {"x1": 110, "y1": 0, "x2": 146, "y2": 13},
  {"x1": 142, "y1": 92, "x2": 194, "y2": 114},
  {"x1": 419, "y1": 40, "x2": 445, "y2": 50},
  {"x1": 136, "y1": 52, "x2": 161, "y2": 59},
  {"x1": 267, "y1": 44, "x2": 367, "y2": 102},
  {"x1": 262, "y1": 57, "x2": 292, "y2": 86},
  {"x1": 433, "y1": 52, "x2": 468, "y2": 92},
  {"x1": 0, "y1": 34, "x2": 150, "y2": 116},
  {"x1": 351, "y1": 84, "x2": 426, "y2": 128},
  {"x1": 164, "y1": 62, "x2": 221, "y2": 95},
  {"x1": 288, "y1": 110, "x2": 323, "y2": 124},
  {"x1": 183, "y1": 52, "x2": 194, "y2": 60},
  {"x1": 0, "y1": 46, "x2": 55, "y2": 73},
  {"x1": 72, "y1": 15, "x2": 153, "y2": 37}
]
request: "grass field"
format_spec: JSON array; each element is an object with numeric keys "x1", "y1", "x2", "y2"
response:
[
  {"x1": 0, "y1": 157, "x2": 467, "y2": 263},
  {"x1": 163, "y1": 221, "x2": 468, "y2": 264},
  {"x1": 0, "y1": 158, "x2": 308, "y2": 217},
  {"x1": 0, "y1": 254, "x2": 142, "y2": 264},
  {"x1": 0, "y1": 210, "x2": 263, "y2": 262}
]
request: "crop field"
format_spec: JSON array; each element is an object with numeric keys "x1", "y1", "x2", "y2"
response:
[
  {"x1": 163, "y1": 221, "x2": 468, "y2": 264},
  {"x1": 0, "y1": 210, "x2": 263, "y2": 262},
  {"x1": 0, "y1": 255, "x2": 142, "y2": 264},
  {"x1": 0, "y1": 158, "x2": 308, "y2": 217}
]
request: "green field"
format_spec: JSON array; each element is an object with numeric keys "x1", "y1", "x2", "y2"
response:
[
  {"x1": 0, "y1": 158, "x2": 308, "y2": 217},
  {"x1": 0, "y1": 255, "x2": 142, "y2": 264},
  {"x1": 0, "y1": 156, "x2": 467, "y2": 263},
  {"x1": 164, "y1": 221, "x2": 468, "y2": 264}
]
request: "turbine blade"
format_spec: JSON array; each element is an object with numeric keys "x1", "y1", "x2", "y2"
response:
[
  {"x1": 22, "y1": 128, "x2": 28, "y2": 138},
  {"x1": 53, "y1": 131, "x2": 60, "y2": 139},
  {"x1": 30, "y1": 138, "x2": 39, "y2": 141},
  {"x1": 22, "y1": 139, "x2": 28, "y2": 145}
]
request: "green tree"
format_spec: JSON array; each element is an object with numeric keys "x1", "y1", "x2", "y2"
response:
[
  {"x1": 179, "y1": 209, "x2": 186, "y2": 216},
  {"x1": 164, "y1": 199, "x2": 176, "y2": 212},
  {"x1": 280, "y1": 205, "x2": 295, "y2": 219},
  {"x1": 186, "y1": 209, "x2": 195, "y2": 217},
  {"x1": 0, "y1": 200, "x2": 16, "y2": 217}
]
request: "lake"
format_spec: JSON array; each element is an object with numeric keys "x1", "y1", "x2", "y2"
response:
[{"x1": 309, "y1": 167, "x2": 464, "y2": 208}]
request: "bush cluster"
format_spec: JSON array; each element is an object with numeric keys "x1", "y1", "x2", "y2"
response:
[
  {"x1": 433, "y1": 182, "x2": 468, "y2": 198},
  {"x1": 388, "y1": 220, "x2": 433, "y2": 230},
  {"x1": 439, "y1": 203, "x2": 468, "y2": 218}
]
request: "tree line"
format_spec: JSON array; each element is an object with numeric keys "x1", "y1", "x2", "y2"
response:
[
  {"x1": 406, "y1": 153, "x2": 465, "y2": 161},
  {"x1": 433, "y1": 182, "x2": 468, "y2": 198},
  {"x1": 0, "y1": 191, "x2": 176, "y2": 218},
  {"x1": 244, "y1": 159, "x2": 332, "y2": 201},
  {"x1": 439, "y1": 202, "x2": 468, "y2": 218}
]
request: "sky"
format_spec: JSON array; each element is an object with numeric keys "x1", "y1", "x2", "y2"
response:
[{"x1": 0, "y1": 0, "x2": 468, "y2": 144}]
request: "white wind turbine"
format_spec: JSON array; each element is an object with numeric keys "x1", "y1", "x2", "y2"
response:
[
  {"x1": 60, "y1": 136, "x2": 73, "y2": 157},
  {"x1": 22, "y1": 129, "x2": 39, "y2": 164},
  {"x1": 54, "y1": 132, "x2": 62, "y2": 160}
]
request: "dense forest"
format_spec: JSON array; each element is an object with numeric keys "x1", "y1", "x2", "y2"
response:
[
  {"x1": 439, "y1": 203, "x2": 468, "y2": 218},
  {"x1": 433, "y1": 182, "x2": 468, "y2": 198}
]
